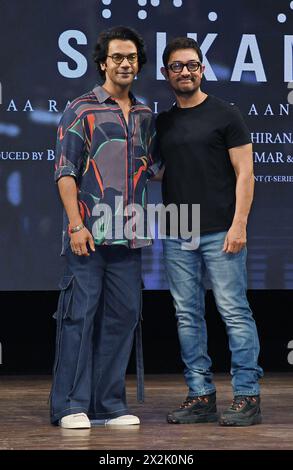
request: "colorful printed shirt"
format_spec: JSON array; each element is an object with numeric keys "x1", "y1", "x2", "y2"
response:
[{"x1": 54, "y1": 85, "x2": 159, "y2": 253}]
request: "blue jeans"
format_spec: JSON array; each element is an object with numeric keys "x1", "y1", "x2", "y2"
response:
[
  {"x1": 50, "y1": 245, "x2": 142, "y2": 424},
  {"x1": 163, "y1": 231, "x2": 263, "y2": 397}
]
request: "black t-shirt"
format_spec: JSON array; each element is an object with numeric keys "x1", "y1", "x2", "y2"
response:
[{"x1": 156, "y1": 95, "x2": 251, "y2": 235}]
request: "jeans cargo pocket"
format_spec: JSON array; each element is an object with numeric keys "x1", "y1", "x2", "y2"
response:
[
  {"x1": 50, "y1": 275, "x2": 75, "y2": 402},
  {"x1": 53, "y1": 275, "x2": 74, "y2": 320}
]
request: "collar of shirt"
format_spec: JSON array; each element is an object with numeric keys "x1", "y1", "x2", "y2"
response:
[{"x1": 92, "y1": 84, "x2": 140, "y2": 107}]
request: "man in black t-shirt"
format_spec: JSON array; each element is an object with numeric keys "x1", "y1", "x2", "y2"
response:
[{"x1": 157, "y1": 37, "x2": 263, "y2": 426}]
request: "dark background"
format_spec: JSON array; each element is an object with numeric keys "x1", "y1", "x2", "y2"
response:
[
  {"x1": 0, "y1": 290, "x2": 292, "y2": 374},
  {"x1": 1, "y1": 0, "x2": 293, "y2": 290},
  {"x1": 0, "y1": 0, "x2": 293, "y2": 374}
]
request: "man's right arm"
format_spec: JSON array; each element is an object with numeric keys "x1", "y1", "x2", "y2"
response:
[
  {"x1": 58, "y1": 176, "x2": 82, "y2": 228},
  {"x1": 54, "y1": 107, "x2": 95, "y2": 256},
  {"x1": 57, "y1": 176, "x2": 95, "y2": 256}
]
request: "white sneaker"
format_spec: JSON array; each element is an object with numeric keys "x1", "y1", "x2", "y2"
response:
[
  {"x1": 105, "y1": 414, "x2": 140, "y2": 426},
  {"x1": 60, "y1": 413, "x2": 91, "y2": 429}
]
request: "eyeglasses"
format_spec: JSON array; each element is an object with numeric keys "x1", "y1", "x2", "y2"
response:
[
  {"x1": 107, "y1": 53, "x2": 138, "y2": 65},
  {"x1": 167, "y1": 61, "x2": 202, "y2": 73}
]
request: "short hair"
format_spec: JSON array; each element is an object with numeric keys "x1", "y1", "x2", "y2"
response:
[
  {"x1": 93, "y1": 26, "x2": 147, "y2": 80},
  {"x1": 162, "y1": 37, "x2": 203, "y2": 68}
]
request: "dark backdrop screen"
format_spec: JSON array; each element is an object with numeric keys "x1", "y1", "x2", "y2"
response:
[{"x1": 1, "y1": 0, "x2": 292, "y2": 289}]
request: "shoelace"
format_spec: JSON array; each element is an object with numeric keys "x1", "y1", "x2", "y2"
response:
[
  {"x1": 230, "y1": 396, "x2": 257, "y2": 410},
  {"x1": 230, "y1": 398, "x2": 246, "y2": 410},
  {"x1": 180, "y1": 396, "x2": 209, "y2": 409}
]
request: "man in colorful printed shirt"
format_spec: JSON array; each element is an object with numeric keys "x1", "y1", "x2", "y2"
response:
[{"x1": 50, "y1": 26, "x2": 158, "y2": 429}]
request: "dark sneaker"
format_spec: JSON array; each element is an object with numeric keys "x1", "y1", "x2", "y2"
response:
[
  {"x1": 219, "y1": 395, "x2": 261, "y2": 426},
  {"x1": 167, "y1": 392, "x2": 218, "y2": 424}
]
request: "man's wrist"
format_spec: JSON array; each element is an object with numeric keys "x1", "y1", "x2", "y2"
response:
[
  {"x1": 69, "y1": 223, "x2": 85, "y2": 234},
  {"x1": 232, "y1": 216, "x2": 248, "y2": 226}
]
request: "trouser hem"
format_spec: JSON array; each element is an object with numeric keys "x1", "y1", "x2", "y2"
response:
[
  {"x1": 188, "y1": 388, "x2": 216, "y2": 397},
  {"x1": 50, "y1": 406, "x2": 89, "y2": 425},
  {"x1": 89, "y1": 407, "x2": 129, "y2": 420},
  {"x1": 233, "y1": 390, "x2": 260, "y2": 397}
]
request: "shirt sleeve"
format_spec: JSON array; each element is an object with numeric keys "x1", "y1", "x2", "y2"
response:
[
  {"x1": 225, "y1": 105, "x2": 251, "y2": 149},
  {"x1": 54, "y1": 106, "x2": 85, "y2": 183},
  {"x1": 146, "y1": 114, "x2": 163, "y2": 178}
]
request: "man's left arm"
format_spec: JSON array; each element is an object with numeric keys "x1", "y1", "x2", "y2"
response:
[{"x1": 223, "y1": 143, "x2": 254, "y2": 253}]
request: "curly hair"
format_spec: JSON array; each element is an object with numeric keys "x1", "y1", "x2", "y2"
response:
[{"x1": 93, "y1": 26, "x2": 147, "y2": 80}]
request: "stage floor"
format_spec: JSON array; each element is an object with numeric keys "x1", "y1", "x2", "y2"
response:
[{"x1": 0, "y1": 374, "x2": 292, "y2": 450}]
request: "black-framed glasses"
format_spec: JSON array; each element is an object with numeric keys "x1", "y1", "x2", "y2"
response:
[
  {"x1": 107, "y1": 53, "x2": 138, "y2": 65},
  {"x1": 167, "y1": 61, "x2": 202, "y2": 73}
]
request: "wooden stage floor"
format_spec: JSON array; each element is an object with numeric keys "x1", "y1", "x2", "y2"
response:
[{"x1": 0, "y1": 374, "x2": 292, "y2": 450}]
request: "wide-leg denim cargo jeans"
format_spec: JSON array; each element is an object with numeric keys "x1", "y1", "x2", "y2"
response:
[{"x1": 50, "y1": 245, "x2": 142, "y2": 424}]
